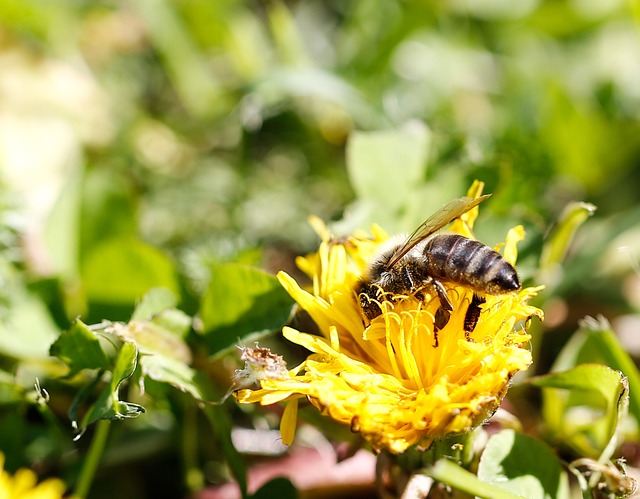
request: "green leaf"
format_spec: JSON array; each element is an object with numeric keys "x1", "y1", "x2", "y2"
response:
[
  {"x1": 111, "y1": 320, "x2": 203, "y2": 400},
  {"x1": 477, "y1": 430, "x2": 570, "y2": 499},
  {"x1": 0, "y1": 286, "x2": 61, "y2": 360},
  {"x1": 549, "y1": 316, "x2": 640, "y2": 430},
  {"x1": 110, "y1": 342, "x2": 139, "y2": 393},
  {"x1": 112, "y1": 320, "x2": 191, "y2": 364},
  {"x1": 49, "y1": 319, "x2": 110, "y2": 375},
  {"x1": 0, "y1": 374, "x2": 25, "y2": 405},
  {"x1": 43, "y1": 164, "x2": 82, "y2": 279},
  {"x1": 539, "y1": 201, "x2": 596, "y2": 273},
  {"x1": 531, "y1": 363, "x2": 629, "y2": 460},
  {"x1": 199, "y1": 263, "x2": 294, "y2": 356},
  {"x1": 107, "y1": 288, "x2": 202, "y2": 399},
  {"x1": 346, "y1": 123, "x2": 430, "y2": 209},
  {"x1": 81, "y1": 237, "x2": 179, "y2": 305},
  {"x1": 425, "y1": 458, "x2": 526, "y2": 499},
  {"x1": 76, "y1": 342, "x2": 145, "y2": 435},
  {"x1": 138, "y1": 354, "x2": 204, "y2": 401},
  {"x1": 131, "y1": 287, "x2": 179, "y2": 321},
  {"x1": 79, "y1": 168, "x2": 137, "y2": 258},
  {"x1": 251, "y1": 477, "x2": 297, "y2": 499}
]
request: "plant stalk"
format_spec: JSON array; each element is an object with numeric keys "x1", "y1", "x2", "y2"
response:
[{"x1": 75, "y1": 419, "x2": 111, "y2": 498}]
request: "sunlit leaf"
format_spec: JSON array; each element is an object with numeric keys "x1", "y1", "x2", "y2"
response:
[
  {"x1": 477, "y1": 429, "x2": 570, "y2": 499},
  {"x1": 131, "y1": 287, "x2": 179, "y2": 321},
  {"x1": 425, "y1": 458, "x2": 525, "y2": 499},
  {"x1": 81, "y1": 237, "x2": 179, "y2": 305},
  {"x1": 531, "y1": 363, "x2": 629, "y2": 460},
  {"x1": 44, "y1": 165, "x2": 82, "y2": 279},
  {"x1": 346, "y1": 123, "x2": 430, "y2": 210},
  {"x1": 539, "y1": 201, "x2": 596, "y2": 275},
  {"x1": 111, "y1": 321, "x2": 191, "y2": 364},
  {"x1": 110, "y1": 289, "x2": 201, "y2": 400},
  {"x1": 199, "y1": 263, "x2": 294, "y2": 356},
  {"x1": 0, "y1": 286, "x2": 61, "y2": 360},
  {"x1": 549, "y1": 316, "x2": 640, "y2": 427},
  {"x1": 138, "y1": 355, "x2": 204, "y2": 401}
]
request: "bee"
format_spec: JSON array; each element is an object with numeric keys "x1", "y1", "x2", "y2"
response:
[{"x1": 357, "y1": 194, "x2": 520, "y2": 346}]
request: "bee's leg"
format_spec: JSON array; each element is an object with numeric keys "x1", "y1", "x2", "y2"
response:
[
  {"x1": 432, "y1": 307, "x2": 450, "y2": 347},
  {"x1": 432, "y1": 279, "x2": 453, "y2": 312},
  {"x1": 463, "y1": 293, "x2": 486, "y2": 341},
  {"x1": 358, "y1": 283, "x2": 383, "y2": 320}
]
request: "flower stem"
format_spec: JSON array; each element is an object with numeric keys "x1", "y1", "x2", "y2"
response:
[
  {"x1": 182, "y1": 401, "x2": 204, "y2": 492},
  {"x1": 75, "y1": 419, "x2": 111, "y2": 498}
]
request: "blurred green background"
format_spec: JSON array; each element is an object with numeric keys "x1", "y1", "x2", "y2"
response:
[{"x1": 1, "y1": 0, "x2": 640, "y2": 497}]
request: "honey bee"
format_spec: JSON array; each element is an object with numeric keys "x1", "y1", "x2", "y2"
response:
[{"x1": 357, "y1": 194, "x2": 520, "y2": 345}]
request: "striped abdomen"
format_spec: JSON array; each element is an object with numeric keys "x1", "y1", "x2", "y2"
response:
[{"x1": 421, "y1": 233, "x2": 520, "y2": 294}]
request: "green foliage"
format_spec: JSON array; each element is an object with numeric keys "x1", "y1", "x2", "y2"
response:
[
  {"x1": 73, "y1": 342, "x2": 145, "y2": 434},
  {"x1": 533, "y1": 364, "x2": 628, "y2": 460},
  {"x1": 426, "y1": 458, "x2": 527, "y2": 499},
  {"x1": 82, "y1": 237, "x2": 180, "y2": 304},
  {"x1": 251, "y1": 477, "x2": 297, "y2": 499},
  {"x1": 199, "y1": 263, "x2": 294, "y2": 356},
  {"x1": 477, "y1": 430, "x2": 570, "y2": 499},
  {"x1": 1, "y1": 0, "x2": 640, "y2": 497},
  {"x1": 50, "y1": 320, "x2": 111, "y2": 376}
]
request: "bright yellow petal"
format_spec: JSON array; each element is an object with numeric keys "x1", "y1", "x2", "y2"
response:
[
  {"x1": 236, "y1": 182, "x2": 543, "y2": 454},
  {"x1": 503, "y1": 225, "x2": 525, "y2": 265},
  {"x1": 280, "y1": 398, "x2": 299, "y2": 445}
]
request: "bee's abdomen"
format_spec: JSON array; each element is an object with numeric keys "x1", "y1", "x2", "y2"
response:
[{"x1": 422, "y1": 234, "x2": 520, "y2": 294}]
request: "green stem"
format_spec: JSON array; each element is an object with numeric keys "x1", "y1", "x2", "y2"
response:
[
  {"x1": 182, "y1": 401, "x2": 204, "y2": 492},
  {"x1": 425, "y1": 459, "x2": 525, "y2": 499},
  {"x1": 75, "y1": 419, "x2": 111, "y2": 498}
]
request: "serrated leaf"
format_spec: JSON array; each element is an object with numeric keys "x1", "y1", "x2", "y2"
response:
[
  {"x1": 139, "y1": 354, "x2": 204, "y2": 401},
  {"x1": 477, "y1": 429, "x2": 570, "y2": 499},
  {"x1": 50, "y1": 319, "x2": 110, "y2": 375},
  {"x1": 531, "y1": 363, "x2": 628, "y2": 460},
  {"x1": 199, "y1": 263, "x2": 294, "y2": 355}
]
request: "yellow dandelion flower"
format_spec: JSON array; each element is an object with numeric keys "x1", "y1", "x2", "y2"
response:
[
  {"x1": 0, "y1": 453, "x2": 71, "y2": 499},
  {"x1": 235, "y1": 182, "x2": 543, "y2": 454}
]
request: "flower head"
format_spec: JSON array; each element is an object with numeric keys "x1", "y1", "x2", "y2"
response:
[
  {"x1": 235, "y1": 182, "x2": 543, "y2": 454},
  {"x1": 0, "y1": 453, "x2": 71, "y2": 499}
]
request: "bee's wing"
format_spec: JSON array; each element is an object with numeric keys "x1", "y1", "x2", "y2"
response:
[{"x1": 386, "y1": 194, "x2": 491, "y2": 269}]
